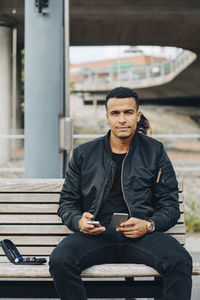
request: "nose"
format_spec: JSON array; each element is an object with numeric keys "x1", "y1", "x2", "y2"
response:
[{"x1": 119, "y1": 113, "x2": 126, "y2": 123}]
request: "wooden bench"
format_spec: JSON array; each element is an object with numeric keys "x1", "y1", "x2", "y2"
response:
[{"x1": 0, "y1": 178, "x2": 199, "y2": 299}]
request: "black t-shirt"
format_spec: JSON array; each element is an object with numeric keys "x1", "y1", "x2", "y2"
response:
[{"x1": 97, "y1": 153, "x2": 129, "y2": 226}]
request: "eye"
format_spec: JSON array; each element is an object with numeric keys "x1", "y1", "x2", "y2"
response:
[
  {"x1": 126, "y1": 110, "x2": 134, "y2": 115},
  {"x1": 111, "y1": 111, "x2": 119, "y2": 115}
]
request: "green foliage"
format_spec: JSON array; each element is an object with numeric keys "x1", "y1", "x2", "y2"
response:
[{"x1": 185, "y1": 200, "x2": 200, "y2": 232}]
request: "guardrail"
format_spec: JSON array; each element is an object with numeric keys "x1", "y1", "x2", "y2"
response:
[
  {"x1": 0, "y1": 133, "x2": 199, "y2": 173},
  {"x1": 73, "y1": 50, "x2": 197, "y2": 90},
  {"x1": 1, "y1": 133, "x2": 200, "y2": 140}
]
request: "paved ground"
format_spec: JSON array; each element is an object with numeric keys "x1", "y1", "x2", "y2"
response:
[{"x1": 185, "y1": 233, "x2": 200, "y2": 300}]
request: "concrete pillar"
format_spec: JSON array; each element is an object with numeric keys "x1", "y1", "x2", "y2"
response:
[
  {"x1": 25, "y1": 0, "x2": 64, "y2": 178},
  {"x1": 0, "y1": 22, "x2": 12, "y2": 165}
]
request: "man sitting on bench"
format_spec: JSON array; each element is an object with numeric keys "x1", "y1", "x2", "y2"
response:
[{"x1": 50, "y1": 86, "x2": 192, "y2": 300}]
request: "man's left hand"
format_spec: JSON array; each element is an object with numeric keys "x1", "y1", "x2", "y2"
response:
[{"x1": 116, "y1": 217, "x2": 148, "y2": 238}]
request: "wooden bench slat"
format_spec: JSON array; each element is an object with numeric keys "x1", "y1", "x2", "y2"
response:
[
  {"x1": 82, "y1": 263, "x2": 161, "y2": 278},
  {"x1": 0, "y1": 193, "x2": 183, "y2": 204},
  {"x1": 0, "y1": 204, "x2": 59, "y2": 213},
  {"x1": 166, "y1": 224, "x2": 185, "y2": 234},
  {"x1": 0, "y1": 224, "x2": 185, "y2": 235},
  {"x1": 0, "y1": 236, "x2": 65, "y2": 245},
  {"x1": 178, "y1": 180, "x2": 183, "y2": 192},
  {"x1": 178, "y1": 214, "x2": 184, "y2": 223},
  {"x1": 0, "y1": 263, "x2": 161, "y2": 278},
  {"x1": 0, "y1": 225, "x2": 71, "y2": 234},
  {"x1": 0, "y1": 215, "x2": 62, "y2": 224},
  {"x1": 0, "y1": 263, "x2": 51, "y2": 278},
  {"x1": 179, "y1": 203, "x2": 184, "y2": 212},
  {"x1": 0, "y1": 194, "x2": 59, "y2": 202},
  {"x1": 0, "y1": 214, "x2": 185, "y2": 224},
  {"x1": 0, "y1": 179, "x2": 64, "y2": 193},
  {"x1": 0, "y1": 234, "x2": 185, "y2": 249},
  {"x1": 0, "y1": 261, "x2": 198, "y2": 279},
  {"x1": 0, "y1": 247, "x2": 54, "y2": 256},
  {"x1": 192, "y1": 262, "x2": 200, "y2": 275},
  {"x1": 0, "y1": 237, "x2": 185, "y2": 256},
  {"x1": 179, "y1": 193, "x2": 184, "y2": 202},
  {"x1": 0, "y1": 202, "x2": 184, "y2": 214},
  {"x1": 0, "y1": 178, "x2": 183, "y2": 193}
]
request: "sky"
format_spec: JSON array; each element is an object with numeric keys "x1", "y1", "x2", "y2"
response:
[{"x1": 69, "y1": 45, "x2": 182, "y2": 64}]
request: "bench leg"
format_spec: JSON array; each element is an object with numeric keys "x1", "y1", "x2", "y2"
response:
[{"x1": 125, "y1": 277, "x2": 136, "y2": 300}]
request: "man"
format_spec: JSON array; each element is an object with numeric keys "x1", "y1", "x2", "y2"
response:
[{"x1": 50, "y1": 87, "x2": 192, "y2": 300}]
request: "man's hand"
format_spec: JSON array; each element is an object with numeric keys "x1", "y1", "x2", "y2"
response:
[
  {"x1": 78, "y1": 212, "x2": 105, "y2": 235},
  {"x1": 116, "y1": 217, "x2": 148, "y2": 238}
]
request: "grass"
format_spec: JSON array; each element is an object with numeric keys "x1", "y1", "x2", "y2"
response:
[{"x1": 185, "y1": 200, "x2": 200, "y2": 232}]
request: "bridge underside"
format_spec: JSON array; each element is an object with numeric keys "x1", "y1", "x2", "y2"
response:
[
  {"x1": 1, "y1": 0, "x2": 200, "y2": 101},
  {"x1": 1, "y1": 0, "x2": 200, "y2": 52},
  {"x1": 136, "y1": 56, "x2": 200, "y2": 101},
  {"x1": 69, "y1": 0, "x2": 200, "y2": 53}
]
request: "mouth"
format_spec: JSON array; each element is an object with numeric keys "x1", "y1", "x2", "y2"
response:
[{"x1": 117, "y1": 127, "x2": 130, "y2": 130}]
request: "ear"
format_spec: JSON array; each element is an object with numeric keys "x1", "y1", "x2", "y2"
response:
[{"x1": 137, "y1": 111, "x2": 141, "y2": 122}]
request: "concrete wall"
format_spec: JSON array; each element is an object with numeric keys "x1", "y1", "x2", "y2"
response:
[{"x1": 0, "y1": 24, "x2": 12, "y2": 165}]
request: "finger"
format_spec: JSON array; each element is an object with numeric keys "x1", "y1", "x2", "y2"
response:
[
  {"x1": 120, "y1": 217, "x2": 137, "y2": 227},
  {"x1": 84, "y1": 227, "x2": 105, "y2": 235},
  {"x1": 123, "y1": 232, "x2": 138, "y2": 238},
  {"x1": 82, "y1": 212, "x2": 94, "y2": 219},
  {"x1": 84, "y1": 224, "x2": 95, "y2": 230},
  {"x1": 90, "y1": 226, "x2": 105, "y2": 233},
  {"x1": 116, "y1": 226, "x2": 135, "y2": 232}
]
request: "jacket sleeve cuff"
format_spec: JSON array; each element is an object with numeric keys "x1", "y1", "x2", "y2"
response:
[
  {"x1": 150, "y1": 216, "x2": 170, "y2": 232},
  {"x1": 72, "y1": 214, "x2": 82, "y2": 232}
]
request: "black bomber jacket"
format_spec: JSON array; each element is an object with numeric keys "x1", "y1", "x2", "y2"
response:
[{"x1": 58, "y1": 131, "x2": 180, "y2": 232}]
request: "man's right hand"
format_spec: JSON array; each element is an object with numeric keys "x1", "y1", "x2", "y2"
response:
[{"x1": 78, "y1": 212, "x2": 105, "y2": 235}]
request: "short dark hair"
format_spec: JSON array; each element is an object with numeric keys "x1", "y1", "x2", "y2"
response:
[{"x1": 105, "y1": 87, "x2": 139, "y2": 110}]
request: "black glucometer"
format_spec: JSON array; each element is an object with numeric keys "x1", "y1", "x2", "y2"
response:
[{"x1": 0, "y1": 239, "x2": 47, "y2": 265}]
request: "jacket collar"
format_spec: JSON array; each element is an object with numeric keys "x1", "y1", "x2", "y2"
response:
[{"x1": 103, "y1": 130, "x2": 138, "y2": 156}]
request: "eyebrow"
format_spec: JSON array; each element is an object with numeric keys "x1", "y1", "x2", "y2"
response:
[{"x1": 110, "y1": 109, "x2": 135, "y2": 113}]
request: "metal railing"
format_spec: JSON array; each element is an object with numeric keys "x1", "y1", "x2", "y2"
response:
[
  {"x1": 0, "y1": 133, "x2": 200, "y2": 173},
  {"x1": 73, "y1": 50, "x2": 197, "y2": 90}
]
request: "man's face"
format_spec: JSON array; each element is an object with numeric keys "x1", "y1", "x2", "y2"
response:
[{"x1": 106, "y1": 97, "x2": 140, "y2": 140}]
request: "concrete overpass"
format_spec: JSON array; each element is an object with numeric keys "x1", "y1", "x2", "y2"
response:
[
  {"x1": 1, "y1": 0, "x2": 200, "y2": 101},
  {"x1": 1, "y1": 0, "x2": 200, "y2": 52}
]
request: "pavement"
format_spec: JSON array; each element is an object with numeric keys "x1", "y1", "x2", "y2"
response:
[{"x1": 184, "y1": 233, "x2": 200, "y2": 300}]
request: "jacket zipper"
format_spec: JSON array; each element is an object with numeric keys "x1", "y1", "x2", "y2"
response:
[
  {"x1": 93, "y1": 160, "x2": 113, "y2": 218},
  {"x1": 121, "y1": 152, "x2": 132, "y2": 217},
  {"x1": 156, "y1": 168, "x2": 162, "y2": 183}
]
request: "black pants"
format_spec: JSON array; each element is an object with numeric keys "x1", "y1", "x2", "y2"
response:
[{"x1": 49, "y1": 229, "x2": 192, "y2": 300}]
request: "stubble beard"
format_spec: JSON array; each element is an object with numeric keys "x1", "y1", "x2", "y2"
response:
[{"x1": 116, "y1": 131, "x2": 135, "y2": 140}]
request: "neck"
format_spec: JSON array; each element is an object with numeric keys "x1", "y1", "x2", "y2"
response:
[{"x1": 109, "y1": 132, "x2": 134, "y2": 154}]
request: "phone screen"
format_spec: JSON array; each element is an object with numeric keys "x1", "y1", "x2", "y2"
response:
[{"x1": 109, "y1": 213, "x2": 129, "y2": 228}]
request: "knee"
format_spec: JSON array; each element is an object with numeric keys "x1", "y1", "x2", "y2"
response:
[
  {"x1": 49, "y1": 245, "x2": 73, "y2": 275},
  {"x1": 170, "y1": 248, "x2": 192, "y2": 275},
  {"x1": 49, "y1": 247, "x2": 62, "y2": 268},
  {"x1": 178, "y1": 249, "x2": 193, "y2": 272},
  {"x1": 161, "y1": 243, "x2": 192, "y2": 276}
]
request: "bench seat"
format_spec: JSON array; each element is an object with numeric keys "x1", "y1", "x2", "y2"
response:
[
  {"x1": 0, "y1": 178, "x2": 199, "y2": 299},
  {"x1": 0, "y1": 262, "x2": 200, "y2": 279}
]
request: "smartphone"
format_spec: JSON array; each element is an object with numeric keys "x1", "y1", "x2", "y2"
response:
[
  {"x1": 109, "y1": 213, "x2": 129, "y2": 228},
  {"x1": 87, "y1": 220, "x2": 101, "y2": 227}
]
